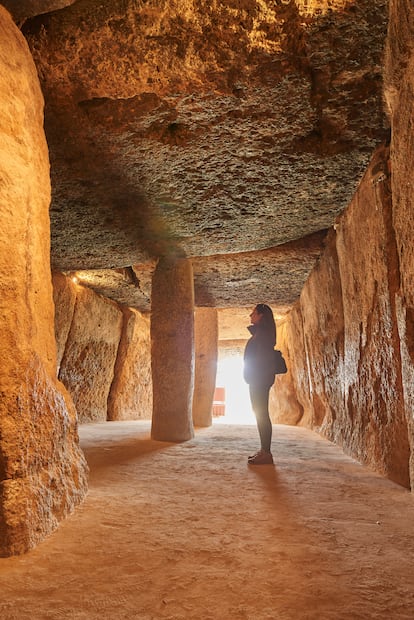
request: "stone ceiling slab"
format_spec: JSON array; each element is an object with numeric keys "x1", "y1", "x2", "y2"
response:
[{"x1": 21, "y1": 0, "x2": 388, "y2": 309}]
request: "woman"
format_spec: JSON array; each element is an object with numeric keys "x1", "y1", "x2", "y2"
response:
[{"x1": 243, "y1": 303, "x2": 276, "y2": 465}]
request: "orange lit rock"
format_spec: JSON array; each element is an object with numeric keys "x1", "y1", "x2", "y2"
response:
[
  {"x1": 384, "y1": 0, "x2": 414, "y2": 487},
  {"x1": 289, "y1": 146, "x2": 410, "y2": 487},
  {"x1": 0, "y1": 7, "x2": 87, "y2": 556},
  {"x1": 151, "y1": 258, "x2": 195, "y2": 442},
  {"x1": 335, "y1": 147, "x2": 409, "y2": 487},
  {"x1": 269, "y1": 318, "x2": 303, "y2": 425},
  {"x1": 193, "y1": 308, "x2": 218, "y2": 427},
  {"x1": 298, "y1": 228, "x2": 344, "y2": 432},
  {"x1": 58, "y1": 286, "x2": 123, "y2": 423},
  {"x1": 108, "y1": 307, "x2": 152, "y2": 421},
  {"x1": 52, "y1": 271, "x2": 77, "y2": 374}
]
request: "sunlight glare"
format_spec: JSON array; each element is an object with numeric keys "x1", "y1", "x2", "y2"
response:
[{"x1": 213, "y1": 353, "x2": 255, "y2": 425}]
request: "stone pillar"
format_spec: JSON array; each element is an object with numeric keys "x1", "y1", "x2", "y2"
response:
[
  {"x1": 193, "y1": 308, "x2": 218, "y2": 427},
  {"x1": 151, "y1": 257, "x2": 195, "y2": 441},
  {"x1": 0, "y1": 8, "x2": 88, "y2": 556}
]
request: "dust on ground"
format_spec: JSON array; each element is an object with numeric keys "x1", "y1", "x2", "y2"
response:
[{"x1": 0, "y1": 421, "x2": 413, "y2": 620}]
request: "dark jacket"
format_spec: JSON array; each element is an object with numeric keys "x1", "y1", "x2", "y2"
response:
[{"x1": 243, "y1": 323, "x2": 276, "y2": 386}]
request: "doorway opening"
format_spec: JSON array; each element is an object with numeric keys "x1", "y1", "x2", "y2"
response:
[{"x1": 213, "y1": 352, "x2": 255, "y2": 425}]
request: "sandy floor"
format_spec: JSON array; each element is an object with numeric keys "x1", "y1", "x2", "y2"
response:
[{"x1": 0, "y1": 421, "x2": 414, "y2": 620}]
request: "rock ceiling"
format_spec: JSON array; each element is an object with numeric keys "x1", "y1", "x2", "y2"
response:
[{"x1": 7, "y1": 0, "x2": 388, "y2": 326}]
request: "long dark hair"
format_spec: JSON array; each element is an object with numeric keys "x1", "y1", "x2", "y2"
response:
[{"x1": 256, "y1": 303, "x2": 276, "y2": 344}]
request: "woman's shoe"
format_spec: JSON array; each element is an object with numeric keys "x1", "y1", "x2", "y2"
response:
[
  {"x1": 248, "y1": 450, "x2": 274, "y2": 465},
  {"x1": 248, "y1": 450, "x2": 261, "y2": 461}
]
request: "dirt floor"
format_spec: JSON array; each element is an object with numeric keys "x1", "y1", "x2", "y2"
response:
[{"x1": 0, "y1": 421, "x2": 414, "y2": 620}]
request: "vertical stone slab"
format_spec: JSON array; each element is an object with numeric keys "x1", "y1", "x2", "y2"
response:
[
  {"x1": 298, "y1": 229, "x2": 346, "y2": 435},
  {"x1": 151, "y1": 258, "x2": 195, "y2": 441},
  {"x1": 193, "y1": 308, "x2": 218, "y2": 428},
  {"x1": 269, "y1": 318, "x2": 302, "y2": 425},
  {"x1": 0, "y1": 8, "x2": 88, "y2": 556},
  {"x1": 335, "y1": 147, "x2": 409, "y2": 487},
  {"x1": 384, "y1": 0, "x2": 414, "y2": 488},
  {"x1": 108, "y1": 307, "x2": 152, "y2": 420},
  {"x1": 283, "y1": 303, "x2": 309, "y2": 426},
  {"x1": 59, "y1": 286, "x2": 123, "y2": 423},
  {"x1": 52, "y1": 271, "x2": 77, "y2": 375}
]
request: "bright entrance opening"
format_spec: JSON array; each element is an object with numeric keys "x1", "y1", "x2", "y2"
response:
[{"x1": 213, "y1": 353, "x2": 255, "y2": 425}]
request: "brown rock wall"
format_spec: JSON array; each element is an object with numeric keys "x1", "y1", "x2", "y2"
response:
[
  {"x1": 298, "y1": 229, "x2": 345, "y2": 434},
  {"x1": 334, "y1": 147, "x2": 409, "y2": 487},
  {"x1": 0, "y1": 8, "x2": 87, "y2": 556},
  {"x1": 269, "y1": 318, "x2": 303, "y2": 426},
  {"x1": 58, "y1": 286, "x2": 123, "y2": 423},
  {"x1": 52, "y1": 271, "x2": 77, "y2": 374},
  {"x1": 283, "y1": 303, "x2": 309, "y2": 427},
  {"x1": 288, "y1": 146, "x2": 410, "y2": 487},
  {"x1": 107, "y1": 307, "x2": 152, "y2": 421},
  {"x1": 384, "y1": 0, "x2": 414, "y2": 486}
]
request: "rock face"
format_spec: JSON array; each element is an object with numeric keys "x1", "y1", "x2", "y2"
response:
[
  {"x1": 282, "y1": 146, "x2": 411, "y2": 488},
  {"x1": 384, "y1": 0, "x2": 414, "y2": 486},
  {"x1": 193, "y1": 308, "x2": 218, "y2": 427},
  {"x1": 0, "y1": 7, "x2": 88, "y2": 556},
  {"x1": 53, "y1": 271, "x2": 77, "y2": 373},
  {"x1": 53, "y1": 272, "x2": 154, "y2": 422},
  {"x1": 20, "y1": 0, "x2": 388, "y2": 312},
  {"x1": 269, "y1": 318, "x2": 303, "y2": 425},
  {"x1": 58, "y1": 286, "x2": 123, "y2": 423},
  {"x1": 108, "y1": 307, "x2": 152, "y2": 421}
]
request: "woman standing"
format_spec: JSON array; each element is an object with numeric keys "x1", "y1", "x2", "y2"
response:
[{"x1": 243, "y1": 304, "x2": 276, "y2": 465}]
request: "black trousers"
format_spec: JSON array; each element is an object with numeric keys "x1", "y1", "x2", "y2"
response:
[{"x1": 249, "y1": 382, "x2": 273, "y2": 453}]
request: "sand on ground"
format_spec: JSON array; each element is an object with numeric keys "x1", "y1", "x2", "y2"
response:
[{"x1": 0, "y1": 421, "x2": 413, "y2": 620}]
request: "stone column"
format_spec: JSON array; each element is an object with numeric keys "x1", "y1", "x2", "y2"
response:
[
  {"x1": 151, "y1": 257, "x2": 195, "y2": 441},
  {"x1": 0, "y1": 8, "x2": 88, "y2": 556},
  {"x1": 192, "y1": 308, "x2": 218, "y2": 427}
]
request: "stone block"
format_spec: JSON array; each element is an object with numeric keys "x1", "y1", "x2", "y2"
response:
[
  {"x1": 108, "y1": 307, "x2": 152, "y2": 420},
  {"x1": 193, "y1": 308, "x2": 218, "y2": 427},
  {"x1": 59, "y1": 286, "x2": 123, "y2": 422},
  {"x1": 0, "y1": 8, "x2": 87, "y2": 556}
]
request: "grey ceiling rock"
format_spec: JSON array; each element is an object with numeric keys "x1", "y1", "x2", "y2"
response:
[{"x1": 22, "y1": 0, "x2": 389, "y2": 310}]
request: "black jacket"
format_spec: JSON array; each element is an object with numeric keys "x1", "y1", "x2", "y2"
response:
[{"x1": 243, "y1": 323, "x2": 276, "y2": 386}]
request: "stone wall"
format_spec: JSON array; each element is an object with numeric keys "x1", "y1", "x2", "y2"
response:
[
  {"x1": 0, "y1": 7, "x2": 88, "y2": 556},
  {"x1": 384, "y1": 0, "x2": 414, "y2": 487},
  {"x1": 269, "y1": 318, "x2": 303, "y2": 426},
  {"x1": 193, "y1": 308, "x2": 218, "y2": 428},
  {"x1": 53, "y1": 273, "x2": 152, "y2": 423},
  {"x1": 108, "y1": 307, "x2": 152, "y2": 421},
  {"x1": 281, "y1": 145, "x2": 411, "y2": 488}
]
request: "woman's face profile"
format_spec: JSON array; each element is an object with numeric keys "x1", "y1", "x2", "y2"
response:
[{"x1": 250, "y1": 307, "x2": 262, "y2": 324}]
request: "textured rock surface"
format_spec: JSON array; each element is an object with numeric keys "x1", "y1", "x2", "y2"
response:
[
  {"x1": 58, "y1": 286, "x2": 123, "y2": 423},
  {"x1": 336, "y1": 147, "x2": 409, "y2": 487},
  {"x1": 0, "y1": 7, "x2": 87, "y2": 556},
  {"x1": 269, "y1": 317, "x2": 302, "y2": 425},
  {"x1": 107, "y1": 307, "x2": 152, "y2": 421},
  {"x1": 20, "y1": 0, "x2": 388, "y2": 312},
  {"x1": 384, "y1": 0, "x2": 414, "y2": 486},
  {"x1": 52, "y1": 271, "x2": 77, "y2": 374},
  {"x1": 283, "y1": 147, "x2": 410, "y2": 487},
  {"x1": 298, "y1": 228, "x2": 344, "y2": 430},
  {"x1": 193, "y1": 308, "x2": 218, "y2": 427},
  {"x1": 151, "y1": 258, "x2": 195, "y2": 441}
]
